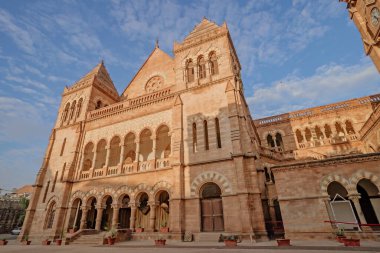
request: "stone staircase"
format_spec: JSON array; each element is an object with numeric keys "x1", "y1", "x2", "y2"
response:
[{"x1": 69, "y1": 231, "x2": 105, "y2": 245}]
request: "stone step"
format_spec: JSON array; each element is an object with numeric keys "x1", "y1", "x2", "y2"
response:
[
  {"x1": 197, "y1": 232, "x2": 222, "y2": 242},
  {"x1": 69, "y1": 233, "x2": 105, "y2": 245}
]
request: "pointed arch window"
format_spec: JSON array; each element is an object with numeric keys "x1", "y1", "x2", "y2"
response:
[
  {"x1": 315, "y1": 126, "x2": 324, "y2": 139},
  {"x1": 76, "y1": 98, "x2": 83, "y2": 118},
  {"x1": 69, "y1": 100, "x2": 76, "y2": 120},
  {"x1": 305, "y1": 128, "x2": 312, "y2": 142},
  {"x1": 192, "y1": 122, "x2": 197, "y2": 153},
  {"x1": 95, "y1": 100, "x2": 102, "y2": 109},
  {"x1": 324, "y1": 124, "x2": 332, "y2": 138},
  {"x1": 198, "y1": 56, "x2": 206, "y2": 79},
  {"x1": 45, "y1": 201, "x2": 56, "y2": 229},
  {"x1": 186, "y1": 59, "x2": 195, "y2": 83},
  {"x1": 295, "y1": 129, "x2": 303, "y2": 143},
  {"x1": 215, "y1": 118, "x2": 222, "y2": 148},
  {"x1": 203, "y1": 120, "x2": 209, "y2": 150},
  {"x1": 267, "y1": 134, "x2": 275, "y2": 148},
  {"x1": 62, "y1": 103, "x2": 70, "y2": 122},
  {"x1": 209, "y1": 51, "x2": 218, "y2": 75},
  {"x1": 335, "y1": 122, "x2": 344, "y2": 135},
  {"x1": 275, "y1": 133, "x2": 284, "y2": 150},
  {"x1": 345, "y1": 120, "x2": 355, "y2": 134}
]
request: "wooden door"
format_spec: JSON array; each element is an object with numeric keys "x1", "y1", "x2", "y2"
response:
[{"x1": 201, "y1": 198, "x2": 224, "y2": 232}]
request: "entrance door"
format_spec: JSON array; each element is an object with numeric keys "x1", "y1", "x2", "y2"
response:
[{"x1": 201, "y1": 183, "x2": 224, "y2": 232}]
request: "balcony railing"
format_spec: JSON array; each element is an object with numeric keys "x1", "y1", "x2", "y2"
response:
[
  {"x1": 156, "y1": 158, "x2": 170, "y2": 169},
  {"x1": 78, "y1": 159, "x2": 171, "y2": 181}
]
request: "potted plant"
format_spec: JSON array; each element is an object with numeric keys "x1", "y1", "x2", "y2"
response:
[
  {"x1": 0, "y1": 238, "x2": 8, "y2": 245},
  {"x1": 223, "y1": 235, "x2": 238, "y2": 247},
  {"x1": 106, "y1": 227, "x2": 117, "y2": 245},
  {"x1": 69, "y1": 226, "x2": 77, "y2": 234},
  {"x1": 154, "y1": 237, "x2": 166, "y2": 246},
  {"x1": 277, "y1": 238, "x2": 291, "y2": 246},
  {"x1": 335, "y1": 228, "x2": 346, "y2": 243},
  {"x1": 55, "y1": 230, "x2": 65, "y2": 246},
  {"x1": 160, "y1": 221, "x2": 169, "y2": 233},
  {"x1": 343, "y1": 237, "x2": 360, "y2": 247},
  {"x1": 42, "y1": 237, "x2": 51, "y2": 245},
  {"x1": 22, "y1": 235, "x2": 31, "y2": 245},
  {"x1": 135, "y1": 224, "x2": 144, "y2": 233}
]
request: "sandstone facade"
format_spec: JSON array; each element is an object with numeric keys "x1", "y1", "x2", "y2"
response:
[
  {"x1": 341, "y1": 0, "x2": 380, "y2": 72},
  {"x1": 21, "y1": 18, "x2": 380, "y2": 242}
]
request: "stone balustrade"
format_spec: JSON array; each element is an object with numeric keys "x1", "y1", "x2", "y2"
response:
[{"x1": 78, "y1": 158, "x2": 171, "y2": 181}]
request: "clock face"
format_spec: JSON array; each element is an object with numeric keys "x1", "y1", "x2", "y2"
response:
[{"x1": 371, "y1": 7, "x2": 380, "y2": 27}]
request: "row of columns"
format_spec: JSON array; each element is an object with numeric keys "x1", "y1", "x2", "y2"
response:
[
  {"x1": 298, "y1": 124, "x2": 353, "y2": 143},
  {"x1": 78, "y1": 202, "x2": 160, "y2": 231},
  {"x1": 80, "y1": 135, "x2": 165, "y2": 171}
]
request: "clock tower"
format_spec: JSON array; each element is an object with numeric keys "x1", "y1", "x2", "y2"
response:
[{"x1": 341, "y1": 0, "x2": 380, "y2": 72}]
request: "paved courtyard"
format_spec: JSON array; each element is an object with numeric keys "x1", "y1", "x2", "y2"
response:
[{"x1": 1, "y1": 236, "x2": 380, "y2": 253}]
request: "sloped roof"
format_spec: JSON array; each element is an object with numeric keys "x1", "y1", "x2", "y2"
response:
[
  {"x1": 121, "y1": 46, "x2": 174, "y2": 98},
  {"x1": 183, "y1": 18, "x2": 221, "y2": 42},
  {"x1": 66, "y1": 61, "x2": 119, "y2": 97}
]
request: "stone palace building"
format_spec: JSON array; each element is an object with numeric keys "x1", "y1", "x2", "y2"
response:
[{"x1": 21, "y1": 18, "x2": 380, "y2": 243}]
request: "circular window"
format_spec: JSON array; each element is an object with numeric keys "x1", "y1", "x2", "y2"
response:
[{"x1": 145, "y1": 76, "x2": 164, "y2": 93}]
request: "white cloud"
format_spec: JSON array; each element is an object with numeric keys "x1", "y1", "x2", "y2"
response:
[
  {"x1": 249, "y1": 60, "x2": 380, "y2": 118},
  {"x1": 0, "y1": 96, "x2": 53, "y2": 143},
  {"x1": 109, "y1": 0, "x2": 342, "y2": 76},
  {"x1": 0, "y1": 9, "x2": 36, "y2": 54}
]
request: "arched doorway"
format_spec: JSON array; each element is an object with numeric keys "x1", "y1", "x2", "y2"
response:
[
  {"x1": 101, "y1": 196, "x2": 113, "y2": 230},
  {"x1": 118, "y1": 195, "x2": 131, "y2": 229},
  {"x1": 155, "y1": 191, "x2": 170, "y2": 231},
  {"x1": 357, "y1": 179, "x2": 380, "y2": 229},
  {"x1": 136, "y1": 193, "x2": 150, "y2": 229},
  {"x1": 200, "y1": 183, "x2": 224, "y2": 232},
  {"x1": 86, "y1": 198, "x2": 97, "y2": 229},
  {"x1": 69, "y1": 198, "x2": 82, "y2": 231},
  {"x1": 327, "y1": 181, "x2": 359, "y2": 230}
]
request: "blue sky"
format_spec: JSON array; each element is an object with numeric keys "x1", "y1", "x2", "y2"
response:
[{"x1": 0, "y1": 0, "x2": 380, "y2": 190}]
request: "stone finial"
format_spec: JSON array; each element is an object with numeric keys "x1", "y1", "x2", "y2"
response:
[{"x1": 155, "y1": 38, "x2": 159, "y2": 48}]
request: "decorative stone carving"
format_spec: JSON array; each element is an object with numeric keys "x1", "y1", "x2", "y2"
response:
[{"x1": 145, "y1": 76, "x2": 164, "y2": 93}]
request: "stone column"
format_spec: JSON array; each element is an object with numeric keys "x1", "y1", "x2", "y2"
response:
[
  {"x1": 135, "y1": 140, "x2": 140, "y2": 171},
  {"x1": 95, "y1": 206, "x2": 104, "y2": 231},
  {"x1": 129, "y1": 204, "x2": 137, "y2": 230},
  {"x1": 119, "y1": 144, "x2": 125, "y2": 165},
  {"x1": 152, "y1": 135, "x2": 157, "y2": 169},
  {"x1": 348, "y1": 194, "x2": 368, "y2": 227},
  {"x1": 302, "y1": 132, "x2": 307, "y2": 143},
  {"x1": 148, "y1": 201, "x2": 156, "y2": 232},
  {"x1": 112, "y1": 204, "x2": 120, "y2": 229},
  {"x1": 79, "y1": 206, "x2": 89, "y2": 230},
  {"x1": 92, "y1": 150, "x2": 98, "y2": 171},
  {"x1": 105, "y1": 146, "x2": 111, "y2": 168}
]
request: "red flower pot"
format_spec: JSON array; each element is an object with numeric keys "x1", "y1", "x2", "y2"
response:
[
  {"x1": 336, "y1": 236, "x2": 346, "y2": 243},
  {"x1": 277, "y1": 239, "x2": 291, "y2": 246},
  {"x1": 0, "y1": 240, "x2": 8, "y2": 245},
  {"x1": 224, "y1": 240, "x2": 237, "y2": 247},
  {"x1": 343, "y1": 238, "x2": 360, "y2": 247},
  {"x1": 55, "y1": 239, "x2": 62, "y2": 245},
  {"x1": 107, "y1": 237, "x2": 116, "y2": 245},
  {"x1": 155, "y1": 239, "x2": 166, "y2": 246},
  {"x1": 160, "y1": 227, "x2": 169, "y2": 233},
  {"x1": 42, "y1": 240, "x2": 51, "y2": 245},
  {"x1": 135, "y1": 228, "x2": 144, "y2": 233}
]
